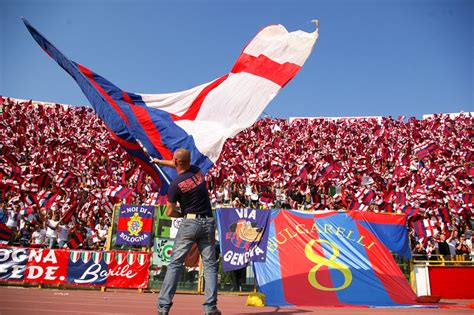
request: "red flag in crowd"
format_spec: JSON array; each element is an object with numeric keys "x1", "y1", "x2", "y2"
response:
[
  {"x1": 67, "y1": 229, "x2": 85, "y2": 249},
  {"x1": 0, "y1": 222, "x2": 12, "y2": 241}
]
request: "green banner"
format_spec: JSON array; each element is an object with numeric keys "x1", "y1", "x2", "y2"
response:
[{"x1": 154, "y1": 205, "x2": 172, "y2": 238}]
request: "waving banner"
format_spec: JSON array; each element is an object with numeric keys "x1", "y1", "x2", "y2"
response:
[
  {"x1": 23, "y1": 18, "x2": 318, "y2": 194},
  {"x1": 216, "y1": 208, "x2": 271, "y2": 272},
  {"x1": 116, "y1": 205, "x2": 154, "y2": 246},
  {"x1": 254, "y1": 210, "x2": 417, "y2": 307}
]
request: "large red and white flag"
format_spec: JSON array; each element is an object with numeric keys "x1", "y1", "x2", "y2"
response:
[{"x1": 24, "y1": 18, "x2": 319, "y2": 193}]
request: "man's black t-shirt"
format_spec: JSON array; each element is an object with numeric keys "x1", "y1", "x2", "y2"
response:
[
  {"x1": 168, "y1": 165, "x2": 212, "y2": 216},
  {"x1": 438, "y1": 241, "x2": 450, "y2": 256}
]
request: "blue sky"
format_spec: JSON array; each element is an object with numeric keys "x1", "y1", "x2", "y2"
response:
[{"x1": 1, "y1": 0, "x2": 472, "y2": 119}]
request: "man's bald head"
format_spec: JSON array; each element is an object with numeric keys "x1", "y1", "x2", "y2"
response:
[{"x1": 173, "y1": 148, "x2": 191, "y2": 169}]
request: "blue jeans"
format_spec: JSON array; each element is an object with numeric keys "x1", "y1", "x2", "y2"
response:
[{"x1": 157, "y1": 217, "x2": 218, "y2": 313}]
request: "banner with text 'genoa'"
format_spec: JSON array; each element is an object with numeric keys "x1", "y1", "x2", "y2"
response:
[
  {"x1": 216, "y1": 208, "x2": 271, "y2": 272},
  {"x1": 254, "y1": 210, "x2": 417, "y2": 307}
]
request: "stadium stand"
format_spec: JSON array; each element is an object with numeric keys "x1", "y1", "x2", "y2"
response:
[{"x1": 0, "y1": 97, "x2": 472, "y2": 260}]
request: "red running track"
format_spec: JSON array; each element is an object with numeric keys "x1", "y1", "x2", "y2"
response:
[{"x1": 0, "y1": 287, "x2": 471, "y2": 315}]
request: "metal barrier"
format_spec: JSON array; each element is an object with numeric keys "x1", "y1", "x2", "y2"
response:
[{"x1": 412, "y1": 254, "x2": 473, "y2": 265}]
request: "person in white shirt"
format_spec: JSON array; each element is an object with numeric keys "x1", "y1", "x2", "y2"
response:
[
  {"x1": 425, "y1": 239, "x2": 438, "y2": 260},
  {"x1": 45, "y1": 212, "x2": 60, "y2": 248},
  {"x1": 244, "y1": 182, "x2": 252, "y2": 207},
  {"x1": 466, "y1": 234, "x2": 473, "y2": 261},
  {"x1": 92, "y1": 221, "x2": 108, "y2": 249},
  {"x1": 250, "y1": 190, "x2": 259, "y2": 209},
  {"x1": 223, "y1": 183, "x2": 231, "y2": 205},
  {"x1": 5, "y1": 207, "x2": 19, "y2": 245},
  {"x1": 215, "y1": 186, "x2": 224, "y2": 205},
  {"x1": 31, "y1": 222, "x2": 46, "y2": 247},
  {"x1": 274, "y1": 184, "x2": 282, "y2": 208},
  {"x1": 94, "y1": 217, "x2": 109, "y2": 232},
  {"x1": 56, "y1": 220, "x2": 72, "y2": 248},
  {"x1": 5, "y1": 207, "x2": 19, "y2": 231}
]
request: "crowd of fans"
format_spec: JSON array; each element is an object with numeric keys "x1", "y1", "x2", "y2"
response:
[
  {"x1": 207, "y1": 115, "x2": 473, "y2": 261},
  {"x1": 0, "y1": 97, "x2": 152, "y2": 250},
  {"x1": 0, "y1": 97, "x2": 472, "y2": 260}
]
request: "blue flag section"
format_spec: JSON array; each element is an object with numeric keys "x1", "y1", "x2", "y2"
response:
[
  {"x1": 254, "y1": 210, "x2": 417, "y2": 307},
  {"x1": 216, "y1": 208, "x2": 270, "y2": 272},
  {"x1": 348, "y1": 211, "x2": 411, "y2": 259},
  {"x1": 22, "y1": 18, "x2": 175, "y2": 194}
]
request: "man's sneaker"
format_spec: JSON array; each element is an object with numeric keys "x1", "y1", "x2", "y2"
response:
[{"x1": 204, "y1": 309, "x2": 222, "y2": 315}]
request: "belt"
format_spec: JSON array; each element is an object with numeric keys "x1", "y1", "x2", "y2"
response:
[{"x1": 184, "y1": 213, "x2": 213, "y2": 219}]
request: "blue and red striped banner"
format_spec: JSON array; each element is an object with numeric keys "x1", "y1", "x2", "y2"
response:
[{"x1": 254, "y1": 210, "x2": 416, "y2": 307}]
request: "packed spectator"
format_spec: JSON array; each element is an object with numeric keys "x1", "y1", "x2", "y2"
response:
[
  {"x1": 207, "y1": 115, "x2": 473, "y2": 260},
  {"x1": 0, "y1": 97, "x2": 151, "y2": 249},
  {"x1": 0, "y1": 97, "x2": 472, "y2": 261}
]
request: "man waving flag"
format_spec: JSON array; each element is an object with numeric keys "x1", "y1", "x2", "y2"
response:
[{"x1": 22, "y1": 18, "x2": 319, "y2": 194}]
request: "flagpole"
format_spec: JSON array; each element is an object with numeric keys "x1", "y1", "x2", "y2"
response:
[
  {"x1": 136, "y1": 140, "x2": 171, "y2": 185},
  {"x1": 105, "y1": 203, "x2": 118, "y2": 251}
]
